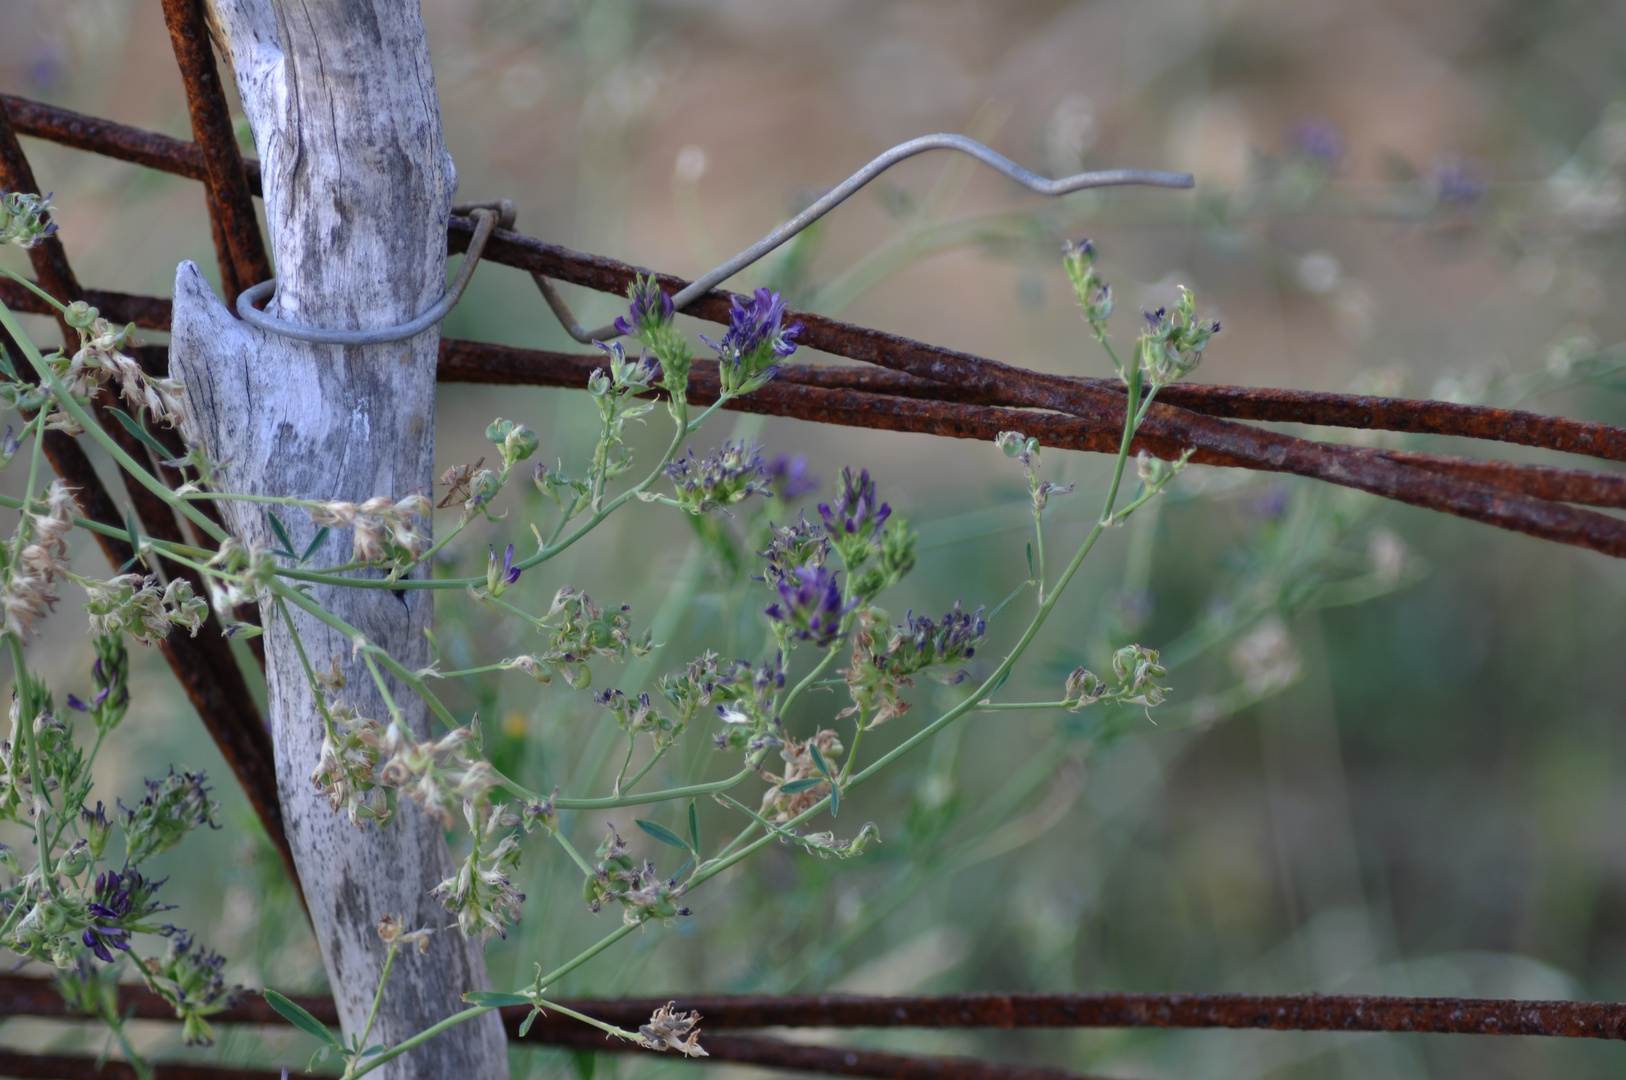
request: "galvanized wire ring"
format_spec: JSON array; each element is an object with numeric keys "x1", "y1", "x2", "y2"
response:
[
  {"x1": 538, "y1": 133, "x2": 1195, "y2": 344},
  {"x1": 235, "y1": 200, "x2": 512, "y2": 345}
]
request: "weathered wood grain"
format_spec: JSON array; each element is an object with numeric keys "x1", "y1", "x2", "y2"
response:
[{"x1": 171, "y1": 3, "x2": 508, "y2": 1078}]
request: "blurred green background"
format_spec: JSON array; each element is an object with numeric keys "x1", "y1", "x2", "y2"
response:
[{"x1": 4, "y1": 1, "x2": 1626, "y2": 1078}]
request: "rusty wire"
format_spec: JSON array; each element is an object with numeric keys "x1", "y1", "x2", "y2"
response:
[
  {"x1": 0, "y1": 974, "x2": 1622, "y2": 1042},
  {"x1": 157, "y1": 0, "x2": 271, "y2": 305},
  {"x1": 7, "y1": 93, "x2": 1626, "y2": 466}
]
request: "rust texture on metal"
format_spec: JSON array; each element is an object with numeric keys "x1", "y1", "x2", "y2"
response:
[
  {"x1": 435, "y1": 340, "x2": 1626, "y2": 510},
  {"x1": 0, "y1": 102, "x2": 295, "y2": 897},
  {"x1": 3, "y1": 88, "x2": 1621, "y2": 464},
  {"x1": 1, "y1": 975, "x2": 1621, "y2": 1043},
  {"x1": 0, "y1": 1053, "x2": 287, "y2": 1080},
  {"x1": 448, "y1": 217, "x2": 1626, "y2": 462},
  {"x1": 158, "y1": 0, "x2": 271, "y2": 303}
]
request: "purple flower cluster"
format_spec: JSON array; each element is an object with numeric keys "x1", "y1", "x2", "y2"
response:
[
  {"x1": 884, "y1": 601, "x2": 987, "y2": 678},
  {"x1": 1431, "y1": 157, "x2": 1490, "y2": 207},
  {"x1": 1291, "y1": 118, "x2": 1345, "y2": 169},
  {"x1": 765, "y1": 564, "x2": 855, "y2": 648},
  {"x1": 614, "y1": 275, "x2": 676, "y2": 339},
  {"x1": 82, "y1": 868, "x2": 165, "y2": 963},
  {"x1": 82, "y1": 870, "x2": 133, "y2": 962},
  {"x1": 702, "y1": 288, "x2": 803, "y2": 393},
  {"x1": 666, "y1": 440, "x2": 772, "y2": 514},
  {"x1": 819, "y1": 468, "x2": 890, "y2": 543},
  {"x1": 765, "y1": 454, "x2": 818, "y2": 500},
  {"x1": 818, "y1": 467, "x2": 894, "y2": 566}
]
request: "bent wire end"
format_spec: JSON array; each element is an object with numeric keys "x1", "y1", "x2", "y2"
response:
[{"x1": 538, "y1": 132, "x2": 1196, "y2": 344}]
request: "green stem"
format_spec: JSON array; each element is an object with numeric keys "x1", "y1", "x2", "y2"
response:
[
  {"x1": 554, "y1": 767, "x2": 752, "y2": 811},
  {"x1": 347, "y1": 943, "x2": 400, "y2": 1074},
  {"x1": 0, "y1": 300, "x2": 226, "y2": 543},
  {"x1": 8, "y1": 636, "x2": 57, "y2": 895},
  {"x1": 349, "y1": 925, "x2": 639, "y2": 1080}
]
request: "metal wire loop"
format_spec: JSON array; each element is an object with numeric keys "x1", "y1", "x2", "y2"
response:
[
  {"x1": 235, "y1": 200, "x2": 513, "y2": 345},
  {"x1": 537, "y1": 133, "x2": 1194, "y2": 344}
]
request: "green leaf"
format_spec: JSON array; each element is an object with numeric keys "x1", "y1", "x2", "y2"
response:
[
  {"x1": 778, "y1": 777, "x2": 825, "y2": 794},
  {"x1": 359, "y1": 1045, "x2": 385, "y2": 1058},
  {"x1": 264, "y1": 989, "x2": 342, "y2": 1046},
  {"x1": 829, "y1": 778, "x2": 840, "y2": 818},
  {"x1": 673, "y1": 855, "x2": 694, "y2": 879},
  {"x1": 687, "y1": 800, "x2": 700, "y2": 854},
  {"x1": 0, "y1": 346, "x2": 17, "y2": 381},
  {"x1": 518, "y1": 1007, "x2": 542, "y2": 1038},
  {"x1": 266, "y1": 511, "x2": 299, "y2": 559},
  {"x1": 987, "y1": 668, "x2": 1012, "y2": 699},
  {"x1": 107, "y1": 406, "x2": 169, "y2": 460},
  {"x1": 808, "y1": 742, "x2": 833, "y2": 781},
  {"x1": 300, "y1": 526, "x2": 331, "y2": 564},
  {"x1": 571, "y1": 1050, "x2": 596, "y2": 1080},
  {"x1": 1026, "y1": 541, "x2": 1034, "y2": 579},
  {"x1": 636, "y1": 818, "x2": 691, "y2": 850},
  {"x1": 461, "y1": 991, "x2": 534, "y2": 1007}
]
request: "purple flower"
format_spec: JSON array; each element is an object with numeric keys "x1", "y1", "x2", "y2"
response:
[
  {"x1": 765, "y1": 564, "x2": 856, "y2": 648},
  {"x1": 701, "y1": 288, "x2": 803, "y2": 392},
  {"x1": 818, "y1": 467, "x2": 891, "y2": 543},
  {"x1": 490, "y1": 544, "x2": 521, "y2": 587},
  {"x1": 666, "y1": 440, "x2": 771, "y2": 514},
  {"x1": 66, "y1": 693, "x2": 88, "y2": 712},
  {"x1": 765, "y1": 454, "x2": 818, "y2": 500},
  {"x1": 1292, "y1": 118, "x2": 1345, "y2": 168},
  {"x1": 1431, "y1": 157, "x2": 1489, "y2": 206},
  {"x1": 614, "y1": 275, "x2": 676, "y2": 339},
  {"x1": 82, "y1": 868, "x2": 164, "y2": 963}
]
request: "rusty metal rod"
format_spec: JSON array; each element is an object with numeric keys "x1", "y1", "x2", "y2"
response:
[
  {"x1": 1, "y1": 975, "x2": 1621, "y2": 1042},
  {"x1": 0, "y1": 102, "x2": 295, "y2": 899},
  {"x1": 4, "y1": 91, "x2": 1624, "y2": 465},
  {"x1": 4, "y1": 263, "x2": 1623, "y2": 551},
  {"x1": 0, "y1": 980, "x2": 1110, "y2": 1080},
  {"x1": 435, "y1": 341, "x2": 1626, "y2": 510},
  {"x1": 158, "y1": 0, "x2": 272, "y2": 304},
  {"x1": 435, "y1": 340, "x2": 1626, "y2": 556}
]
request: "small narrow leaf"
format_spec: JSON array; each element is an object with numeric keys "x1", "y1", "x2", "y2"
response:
[
  {"x1": 518, "y1": 1008, "x2": 541, "y2": 1037},
  {"x1": 636, "y1": 818, "x2": 691, "y2": 850},
  {"x1": 0, "y1": 347, "x2": 17, "y2": 380},
  {"x1": 808, "y1": 742, "x2": 833, "y2": 781},
  {"x1": 461, "y1": 991, "x2": 533, "y2": 1007},
  {"x1": 300, "y1": 525, "x2": 331, "y2": 564},
  {"x1": 987, "y1": 668, "x2": 1012, "y2": 698},
  {"x1": 673, "y1": 855, "x2": 695, "y2": 879},
  {"x1": 108, "y1": 406, "x2": 170, "y2": 459},
  {"x1": 777, "y1": 777, "x2": 825, "y2": 794},
  {"x1": 359, "y1": 1045, "x2": 386, "y2": 1058},
  {"x1": 687, "y1": 800, "x2": 700, "y2": 854},
  {"x1": 264, "y1": 989, "x2": 342, "y2": 1046},
  {"x1": 1026, "y1": 541, "x2": 1034, "y2": 579},
  {"x1": 267, "y1": 511, "x2": 299, "y2": 560},
  {"x1": 829, "y1": 779, "x2": 840, "y2": 818}
]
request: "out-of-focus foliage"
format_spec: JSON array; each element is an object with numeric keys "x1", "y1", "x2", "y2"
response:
[{"x1": 4, "y1": 1, "x2": 1626, "y2": 1078}]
